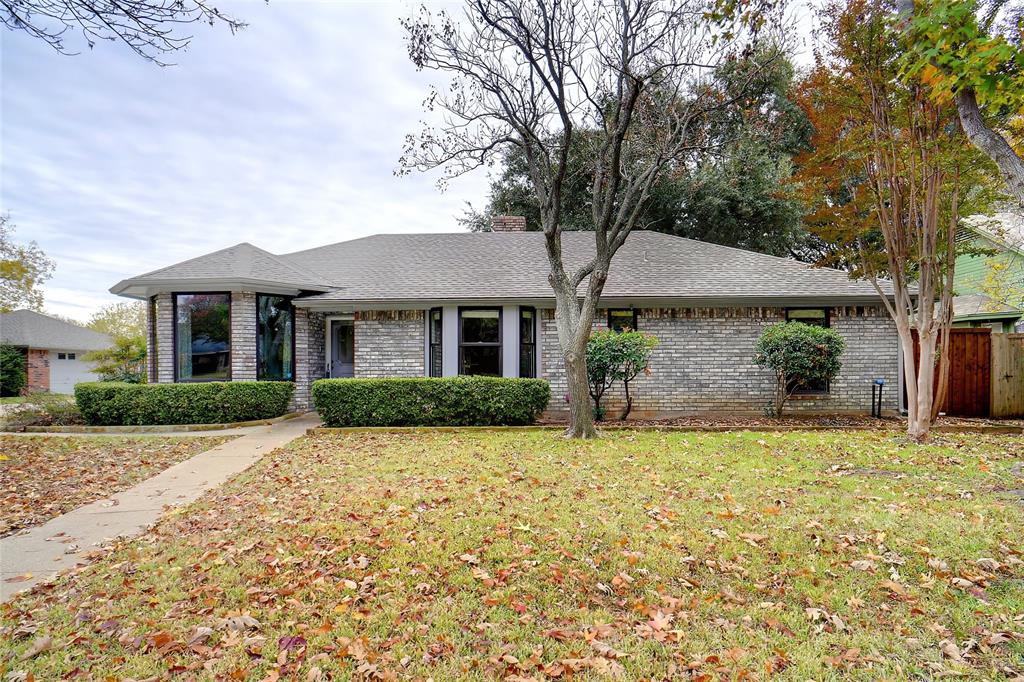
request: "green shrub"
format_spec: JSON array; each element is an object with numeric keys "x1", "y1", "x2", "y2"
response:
[
  {"x1": 1, "y1": 345, "x2": 27, "y2": 397},
  {"x1": 312, "y1": 377, "x2": 551, "y2": 427},
  {"x1": 754, "y1": 322, "x2": 845, "y2": 417},
  {"x1": 586, "y1": 330, "x2": 658, "y2": 420},
  {"x1": 75, "y1": 381, "x2": 294, "y2": 425}
]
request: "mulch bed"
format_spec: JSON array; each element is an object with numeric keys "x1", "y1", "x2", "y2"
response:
[{"x1": 540, "y1": 414, "x2": 1024, "y2": 429}]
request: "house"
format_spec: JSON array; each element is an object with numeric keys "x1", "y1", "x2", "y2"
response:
[
  {"x1": 110, "y1": 218, "x2": 903, "y2": 417},
  {"x1": 952, "y1": 293, "x2": 1022, "y2": 334},
  {"x1": 955, "y1": 212, "x2": 1024, "y2": 333},
  {"x1": 0, "y1": 310, "x2": 112, "y2": 394}
]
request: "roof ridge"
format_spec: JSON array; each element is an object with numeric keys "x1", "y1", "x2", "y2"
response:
[
  {"x1": 239, "y1": 242, "x2": 334, "y2": 287},
  {"x1": 132, "y1": 242, "x2": 257, "y2": 279}
]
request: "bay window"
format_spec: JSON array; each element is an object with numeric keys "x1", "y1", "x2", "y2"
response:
[
  {"x1": 257, "y1": 294, "x2": 294, "y2": 381},
  {"x1": 459, "y1": 308, "x2": 501, "y2": 376},
  {"x1": 175, "y1": 293, "x2": 230, "y2": 381}
]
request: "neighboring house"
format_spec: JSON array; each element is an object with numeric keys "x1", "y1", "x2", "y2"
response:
[
  {"x1": 0, "y1": 310, "x2": 112, "y2": 393},
  {"x1": 955, "y1": 212, "x2": 1024, "y2": 332},
  {"x1": 111, "y1": 217, "x2": 903, "y2": 417},
  {"x1": 952, "y1": 293, "x2": 1022, "y2": 334}
]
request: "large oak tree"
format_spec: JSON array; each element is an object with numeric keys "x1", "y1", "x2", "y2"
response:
[{"x1": 400, "y1": 0, "x2": 780, "y2": 437}]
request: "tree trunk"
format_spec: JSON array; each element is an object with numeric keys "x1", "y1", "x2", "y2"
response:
[
  {"x1": 907, "y1": 327, "x2": 938, "y2": 442},
  {"x1": 551, "y1": 281, "x2": 599, "y2": 439},
  {"x1": 620, "y1": 380, "x2": 633, "y2": 421},
  {"x1": 564, "y1": 348, "x2": 597, "y2": 438},
  {"x1": 956, "y1": 89, "x2": 1024, "y2": 205}
]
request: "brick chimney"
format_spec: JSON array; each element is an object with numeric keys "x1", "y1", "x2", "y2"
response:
[{"x1": 490, "y1": 215, "x2": 527, "y2": 232}]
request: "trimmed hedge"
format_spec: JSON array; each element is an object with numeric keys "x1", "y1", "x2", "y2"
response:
[
  {"x1": 75, "y1": 381, "x2": 294, "y2": 426},
  {"x1": 312, "y1": 377, "x2": 551, "y2": 427}
]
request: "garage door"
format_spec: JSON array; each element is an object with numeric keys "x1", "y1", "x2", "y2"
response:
[{"x1": 49, "y1": 350, "x2": 97, "y2": 394}]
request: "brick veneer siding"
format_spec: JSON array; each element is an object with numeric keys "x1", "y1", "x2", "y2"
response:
[
  {"x1": 293, "y1": 308, "x2": 325, "y2": 410},
  {"x1": 25, "y1": 348, "x2": 49, "y2": 392},
  {"x1": 154, "y1": 292, "x2": 174, "y2": 383},
  {"x1": 230, "y1": 291, "x2": 257, "y2": 380},
  {"x1": 540, "y1": 306, "x2": 899, "y2": 417},
  {"x1": 354, "y1": 310, "x2": 425, "y2": 378}
]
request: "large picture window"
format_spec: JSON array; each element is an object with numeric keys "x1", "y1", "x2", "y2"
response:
[
  {"x1": 429, "y1": 308, "x2": 443, "y2": 377},
  {"x1": 459, "y1": 308, "x2": 501, "y2": 376},
  {"x1": 257, "y1": 294, "x2": 294, "y2": 381},
  {"x1": 519, "y1": 307, "x2": 536, "y2": 378},
  {"x1": 175, "y1": 293, "x2": 230, "y2": 381}
]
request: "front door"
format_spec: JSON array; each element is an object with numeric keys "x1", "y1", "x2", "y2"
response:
[{"x1": 330, "y1": 320, "x2": 355, "y2": 378}]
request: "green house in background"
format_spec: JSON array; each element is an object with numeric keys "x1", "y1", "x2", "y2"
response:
[{"x1": 954, "y1": 212, "x2": 1024, "y2": 333}]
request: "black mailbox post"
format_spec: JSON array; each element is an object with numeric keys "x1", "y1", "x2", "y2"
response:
[{"x1": 871, "y1": 378, "x2": 885, "y2": 418}]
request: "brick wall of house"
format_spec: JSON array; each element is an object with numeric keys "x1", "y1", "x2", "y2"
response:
[
  {"x1": 230, "y1": 291, "x2": 257, "y2": 380},
  {"x1": 540, "y1": 306, "x2": 899, "y2": 417},
  {"x1": 153, "y1": 292, "x2": 175, "y2": 383},
  {"x1": 25, "y1": 348, "x2": 49, "y2": 392},
  {"x1": 293, "y1": 309, "x2": 325, "y2": 410},
  {"x1": 354, "y1": 310, "x2": 425, "y2": 378}
]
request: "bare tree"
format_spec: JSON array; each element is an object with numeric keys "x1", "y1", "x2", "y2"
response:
[
  {"x1": 400, "y1": 0, "x2": 776, "y2": 437},
  {"x1": 1, "y1": 0, "x2": 245, "y2": 64}
]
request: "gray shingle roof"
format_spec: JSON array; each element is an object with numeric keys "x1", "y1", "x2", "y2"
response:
[
  {"x1": 110, "y1": 242, "x2": 332, "y2": 296},
  {"x1": 952, "y1": 294, "x2": 1022, "y2": 319},
  {"x1": 279, "y1": 231, "x2": 893, "y2": 305},
  {"x1": 113, "y1": 231, "x2": 895, "y2": 305},
  {"x1": 0, "y1": 310, "x2": 111, "y2": 351}
]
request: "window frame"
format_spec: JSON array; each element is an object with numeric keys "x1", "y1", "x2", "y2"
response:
[
  {"x1": 428, "y1": 307, "x2": 443, "y2": 377},
  {"x1": 784, "y1": 307, "x2": 831, "y2": 395},
  {"x1": 458, "y1": 306, "x2": 503, "y2": 377},
  {"x1": 785, "y1": 307, "x2": 830, "y2": 327},
  {"x1": 172, "y1": 292, "x2": 232, "y2": 383},
  {"x1": 607, "y1": 308, "x2": 638, "y2": 332},
  {"x1": 519, "y1": 306, "x2": 536, "y2": 378},
  {"x1": 256, "y1": 293, "x2": 296, "y2": 382}
]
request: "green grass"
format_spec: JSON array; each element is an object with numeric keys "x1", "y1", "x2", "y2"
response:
[
  {"x1": 1, "y1": 430, "x2": 1022, "y2": 680},
  {"x1": 0, "y1": 396, "x2": 27, "y2": 404}
]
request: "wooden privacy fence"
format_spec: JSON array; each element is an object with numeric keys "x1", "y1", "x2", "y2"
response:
[
  {"x1": 991, "y1": 333, "x2": 1024, "y2": 418},
  {"x1": 910, "y1": 329, "x2": 1023, "y2": 418}
]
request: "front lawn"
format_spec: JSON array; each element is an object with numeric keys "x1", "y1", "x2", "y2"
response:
[
  {"x1": 2, "y1": 430, "x2": 1022, "y2": 680},
  {"x1": 0, "y1": 435, "x2": 232, "y2": 537}
]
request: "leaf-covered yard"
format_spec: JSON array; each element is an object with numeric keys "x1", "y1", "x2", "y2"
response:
[
  {"x1": 2, "y1": 430, "x2": 1023, "y2": 680},
  {"x1": 0, "y1": 435, "x2": 231, "y2": 537}
]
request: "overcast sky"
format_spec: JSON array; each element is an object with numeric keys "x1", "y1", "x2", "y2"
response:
[
  {"x1": 3, "y1": 1, "x2": 818, "y2": 322},
  {"x1": 2, "y1": 1, "x2": 493, "y2": 320}
]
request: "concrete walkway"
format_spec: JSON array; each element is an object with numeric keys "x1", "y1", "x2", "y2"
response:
[{"x1": 0, "y1": 413, "x2": 320, "y2": 601}]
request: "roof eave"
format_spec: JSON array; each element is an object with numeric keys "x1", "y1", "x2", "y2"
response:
[
  {"x1": 293, "y1": 293, "x2": 896, "y2": 311},
  {"x1": 110, "y1": 277, "x2": 332, "y2": 299}
]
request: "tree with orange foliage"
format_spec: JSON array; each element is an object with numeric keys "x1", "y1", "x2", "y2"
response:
[{"x1": 792, "y1": 0, "x2": 1002, "y2": 440}]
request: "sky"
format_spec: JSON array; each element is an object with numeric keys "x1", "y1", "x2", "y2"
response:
[
  {"x1": 1, "y1": 0, "x2": 492, "y2": 321},
  {"x1": 2, "y1": 0, "x2": 819, "y2": 322}
]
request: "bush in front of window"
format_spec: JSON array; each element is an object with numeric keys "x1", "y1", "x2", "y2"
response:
[
  {"x1": 75, "y1": 381, "x2": 294, "y2": 425},
  {"x1": 753, "y1": 322, "x2": 845, "y2": 418},
  {"x1": 312, "y1": 377, "x2": 551, "y2": 427}
]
